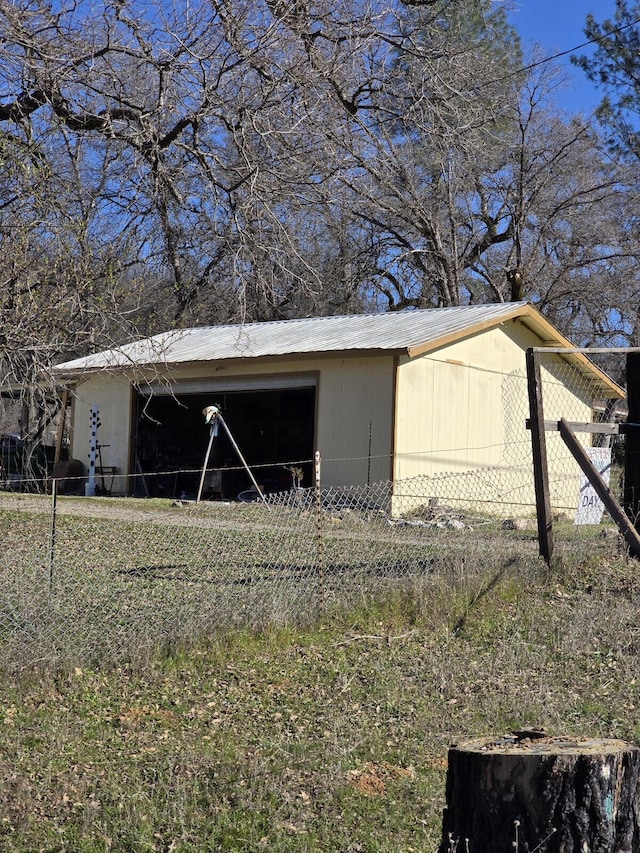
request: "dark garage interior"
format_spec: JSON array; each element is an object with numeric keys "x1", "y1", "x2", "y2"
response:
[{"x1": 134, "y1": 386, "x2": 316, "y2": 499}]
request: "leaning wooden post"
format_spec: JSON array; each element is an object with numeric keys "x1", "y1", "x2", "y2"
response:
[
  {"x1": 439, "y1": 735, "x2": 640, "y2": 853},
  {"x1": 526, "y1": 348, "x2": 554, "y2": 565},
  {"x1": 559, "y1": 419, "x2": 640, "y2": 559}
]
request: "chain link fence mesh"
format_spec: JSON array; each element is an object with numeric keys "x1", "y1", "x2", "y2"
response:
[
  {"x1": 532, "y1": 349, "x2": 627, "y2": 554},
  {"x1": 0, "y1": 482, "x2": 622, "y2": 669},
  {"x1": 0, "y1": 347, "x2": 632, "y2": 669}
]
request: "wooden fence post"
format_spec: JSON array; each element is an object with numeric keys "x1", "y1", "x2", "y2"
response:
[
  {"x1": 526, "y1": 349, "x2": 554, "y2": 565},
  {"x1": 624, "y1": 352, "x2": 640, "y2": 526}
]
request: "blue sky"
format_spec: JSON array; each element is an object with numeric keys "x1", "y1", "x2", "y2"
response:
[{"x1": 507, "y1": 0, "x2": 618, "y2": 114}]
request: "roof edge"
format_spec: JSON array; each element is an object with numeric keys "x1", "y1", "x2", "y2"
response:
[
  {"x1": 407, "y1": 303, "x2": 624, "y2": 399},
  {"x1": 406, "y1": 302, "x2": 534, "y2": 358}
]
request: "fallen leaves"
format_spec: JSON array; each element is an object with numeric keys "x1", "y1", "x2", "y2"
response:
[
  {"x1": 347, "y1": 761, "x2": 415, "y2": 797},
  {"x1": 116, "y1": 704, "x2": 179, "y2": 729}
]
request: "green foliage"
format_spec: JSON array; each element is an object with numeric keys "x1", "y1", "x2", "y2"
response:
[
  {"x1": 425, "y1": 0, "x2": 522, "y2": 72},
  {"x1": 573, "y1": 2, "x2": 640, "y2": 157},
  {"x1": 392, "y1": 0, "x2": 523, "y2": 165}
]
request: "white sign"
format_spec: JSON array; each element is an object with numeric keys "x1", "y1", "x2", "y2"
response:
[{"x1": 574, "y1": 447, "x2": 612, "y2": 526}]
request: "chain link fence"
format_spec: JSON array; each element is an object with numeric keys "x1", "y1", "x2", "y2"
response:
[
  {"x1": 0, "y1": 445, "x2": 627, "y2": 670},
  {"x1": 0, "y1": 346, "x2": 632, "y2": 668},
  {"x1": 529, "y1": 348, "x2": 627, "y2": 559}
]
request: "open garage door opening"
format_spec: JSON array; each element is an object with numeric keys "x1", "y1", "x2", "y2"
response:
[{"x1": 134, "y1": 385, "x2": 316, "y2": 500}]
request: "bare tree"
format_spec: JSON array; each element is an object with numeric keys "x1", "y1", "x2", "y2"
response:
[
  {"x1": 468, "y1": 63, "x2": 640, "y2": 340},
  {"x1": 0, "y1": 0, "x2": 382, "y2": 328},
  {"x1": 0, "y1": 0, "x2": 638, "y2": 392}
]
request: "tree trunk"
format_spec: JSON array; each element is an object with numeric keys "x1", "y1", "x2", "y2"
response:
[{"x1": 439, "y1": 735, "x2": 640, "y2": 853}]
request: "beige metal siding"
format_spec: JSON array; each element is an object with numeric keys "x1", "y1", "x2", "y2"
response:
[
  {"x1": 315, "y1": 355, "x2": 395, "y2": 486},
  {"x1": 69, "y1": 354, "x2": 396, "y2": 492},
  {"x1": 394, "y1": 324, "x2": 592, "y2": 516},
  {"x1": 68, "y1": 318, "x2": 598, "y2": 513},
  {"x1": 71, "y1": 373, "x2": 134, "y2": 494}
]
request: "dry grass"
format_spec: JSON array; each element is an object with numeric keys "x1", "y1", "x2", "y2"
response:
[
  {"x1": 0, "y1": 493, "x2": 636, "y2": 850},
  {"x1": 0, "y1": 543, "x2": 637, "y2": 851}
]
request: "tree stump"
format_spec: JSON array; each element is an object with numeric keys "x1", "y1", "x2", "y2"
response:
[{"x1": 439, "y1": 735, "x2": 640, "y2": 853}]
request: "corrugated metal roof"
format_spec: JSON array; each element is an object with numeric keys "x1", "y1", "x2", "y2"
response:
[{"x1": 54, "y1": 303, "x2": 530, "y2": 372}]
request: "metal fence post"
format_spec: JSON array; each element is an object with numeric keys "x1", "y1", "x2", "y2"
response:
[
  {"x1": 49, "y1": 478, "x2": 58, "y2": 590},
  {"x1": 315, "y1": 451, "x2": 325, "y2": 610}
]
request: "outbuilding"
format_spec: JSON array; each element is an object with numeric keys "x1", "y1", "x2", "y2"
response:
[{"x1": 53, "y1": 302, "x2": 622, "y2": 514}]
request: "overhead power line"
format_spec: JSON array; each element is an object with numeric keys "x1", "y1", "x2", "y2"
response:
[{"x1": 515, "y1": 15, "x2": 640, "y2": 77}]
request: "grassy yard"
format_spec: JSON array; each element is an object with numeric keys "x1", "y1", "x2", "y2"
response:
[{"x1": 0, "y1": 545, "x2": 638, "y2": 852}]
